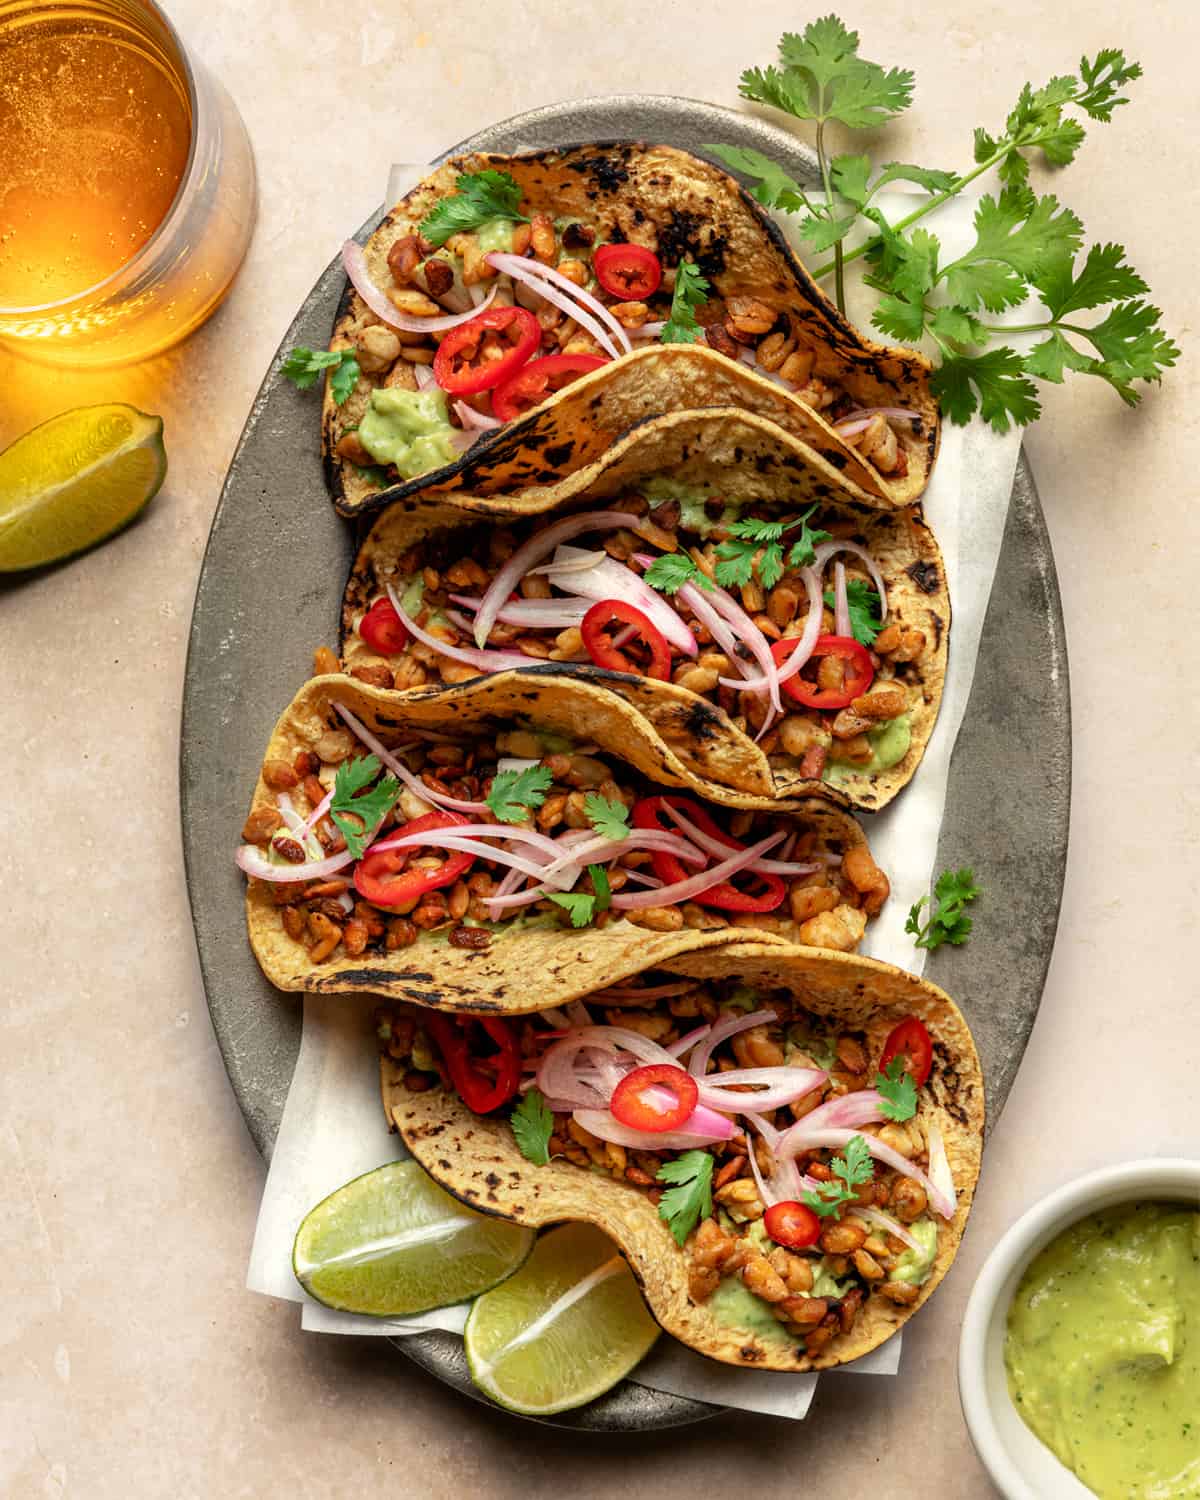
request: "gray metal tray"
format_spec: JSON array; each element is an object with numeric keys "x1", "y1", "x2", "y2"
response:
[{"x1": 181, "y1": 95, "x2": 1069, "y2": 1432}]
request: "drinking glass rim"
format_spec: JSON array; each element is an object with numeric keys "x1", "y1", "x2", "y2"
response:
[{"x1": 0, "y1": 0, "x2": 202, "y2": 318}]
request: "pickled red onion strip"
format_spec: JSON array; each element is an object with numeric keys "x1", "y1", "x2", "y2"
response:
[
  {"x1": 450, "y1": 593, "x2": 591, "y2": 629},
  {"x1": 342, "y1": 240, "x2": 497, "y2": 332},
  {"x1": 235, "y1": 842, "x2": 354, "y2": 884},
  {"x1": 610, "y1": 832, "x2": 785, "y2": 910},
  {"x1": 332, "y1": 701, "x2": 489, "y2": 815},
  {"x1": 833, "y1": 560, "x2": 851, "y2": 639},
  {"x1": 660, "y1": 805, "x2": 821, "y2": 877},
  {"x1": 571, "y1": 1110, "x2": 731, "y2": 1151},
  {"x1": 545, "y1": 548, "x2": 698, "y2": 658},
  {"x1": 811, "y1": 541, "x2": 888, "y2": 623},
  {"x1": 453, "y1": 401, "x2": 502, "y2": 431},
  {"x1": 720, "y1": 565, "x2": 823, "y2": 694},
  {"x1": 385, "y1": 583, "x2": 536, "y2": 672},
  {"x1": 687, "y1": 1009, "x2": 778, "y2": 1079},
  {"x1": 850, "y1": 1204, "x2": 922, "y2": 1253},
  {"x1": 486, "y1": 251, "x2": 632, "y2": 356},
  {"x1": 777, "y1": 1127, "x2": 956, "y2": 1220}
]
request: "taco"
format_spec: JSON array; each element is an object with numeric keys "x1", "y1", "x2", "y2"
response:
[
  {"x1": 380, "y1": 946, "x2": 984, "y2": 1372},
  {"x1": 340, "y1": 410, "x2": 949, "y2": 813},
  {"x1": 324, "y1": 144, "x2": 938, "y2": 517},
  {"x1": 238, "y1": 677, "x2": 891, "y2": 1010}
]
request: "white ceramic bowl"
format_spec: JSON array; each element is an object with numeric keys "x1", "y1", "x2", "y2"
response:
[{"x1": 958, "y1": 1157, "x2": 1200, "y2": 1499}]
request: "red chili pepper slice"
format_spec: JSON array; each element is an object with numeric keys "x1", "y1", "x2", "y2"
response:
[
  {"x1": 580, "y1": 599, "x2": 673, "y2": 681},
  {"x1": 593, "y1": 243, "x2": 663, "y2": 301},
  {"x1": 358, "y1": 596, "x2": 409, "y2": 655},
  {"x1": 353, "y1": 811, "x2": 475, "y2": 908},
  {"x1": 630, "y1": 795, "x2": 786, "y2": 913},
  {"x1": 432, "y1": 305, "x2": 541, "y2": 396},
  {"x1": 610, "y1": 1064, "x2": 699, "y2": 1133},
  {"x1": 878, "y1": 1017, "x2": 933, "y2": 1088},
  {"x1": 775, "y1": 634, "x2": 875, "y2": 711},
  {"x1": 491, "y1": 353, "x2": 609, "y2": 422},
  {"x1": 425, "y1": 1013, "x2": 521, "y2": 1113},
  {"x1": 763, "y1": 1200, "x2": 821, "y2": 1249}
]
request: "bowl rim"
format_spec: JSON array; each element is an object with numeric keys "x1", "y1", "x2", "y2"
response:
[{"x1": 958, "y1": 1155, "x2": 1200, "y2": 1500}]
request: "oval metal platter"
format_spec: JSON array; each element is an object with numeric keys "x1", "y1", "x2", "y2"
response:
[{"x1": 181, "y1": 95, "x2": 1070, "y2": 1432}]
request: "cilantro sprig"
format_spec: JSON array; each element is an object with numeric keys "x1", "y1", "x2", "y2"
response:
[
  {"x1": 709, "y1": 20, "x2": 1177, "y2": 429},
  {"x1": 281, "y1": 347, "x2": 360, "y2": 406},
  {"x1": 584, "y1": 793, "x2": 630, "y2": 842},
  {"x1": 510, "y1": 1087, "x2": 553, "y2": 1166},
  {"x1": 642, "y1": 552, "x2": 712, "y2": 595},
  {"x1": 875, "y1": 1058, "x2": 918, "y2": 1122},
  {"x1": 656, "y1": 1150, "x2": 714, "y2": 1246},
  {"x1": 661, "y1": 260, "x2": 710, "y2": 344},
  {"x1": 713, "y1": 505, "x2": 831, "y2": 591},
  {"x1": 906, "y1": 867, "x2": 981, "y2": 951},
  {"x1": 486, "y1": 764, "x2": 552, "y2": 824},
  {"x1": 824, "y1": 578, "x2": 882, "y2": 645},
  {"x1": 801, "y1": 1134, "x2": 874, "y2": 1218},
  {"x1": 329, "y1": 754, "x2": 400, "y2": 859},
  {"x1": 548, "y1": 864, "x2": 613, "y2": 928},
  {"x1": 419, "y1": 170, "x2": 528, "y2": 248}
]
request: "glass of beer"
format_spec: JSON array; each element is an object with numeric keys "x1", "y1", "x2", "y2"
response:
[{"x1": 0, "y1": 0, "x2": 256, "y2": 365}]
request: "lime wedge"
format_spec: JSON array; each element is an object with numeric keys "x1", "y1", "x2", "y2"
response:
[
  {"x1": 293, "y1": 1160, "x2": 534, "y2": 1317},
  {"x1": 0, "y1": 403, "x2": 166, "y2": 571},
  {"x1": 464, "y1": 1222, "x2": 659, "y2": 1415}
]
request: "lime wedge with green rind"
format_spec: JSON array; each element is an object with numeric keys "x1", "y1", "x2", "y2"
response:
[
  {"x1": 293, "y1": 1160, "x2": 534, "y2": 1317},
  {"x1": 464, "y1": 1222, "x2": 659, "y2": 1415},
  {"x1": 0, "y1": 403, "x2": 166, "y2": 571}
]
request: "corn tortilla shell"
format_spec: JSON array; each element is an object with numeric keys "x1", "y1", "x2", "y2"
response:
[
  {"x1": 244, "y1": 678, "x2": 882, "y2": 1009},
  {"x1": 383, "y1": 943, "x2": 984, "y2": 1371},
  {"x1": 325, "y1": 144, "x2": 938, "y2": 517}
]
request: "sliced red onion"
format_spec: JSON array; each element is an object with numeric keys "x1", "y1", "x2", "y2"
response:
[
  {"x1": 332, "y1": 702, "x2": 489, "y2": 816},
  {"x1": 235, "y1": 842, "x2": 353, "y2": 884},
  {"x1": 839, "y1": 406, "x2": 922, "y2": 424},
  {"x1": 722, "y1": 565, "x2": 823, "y2": 694},
  {"x1": 547, "y1": 547, "x2": 697, "y2": 658},
  {"x1": 537, "y1": 830, "x2": 707, "y2": 882},
  {"x1": 777, "y1": 1090, "x2": 886, "y2": 1151},
  {"x1": 850, "y1": 1204, "x2": 922, "y2": 1253},
  {"x1": 486, "y1": 251, "x2": 632, "y2": 357},
  {"x1": 385, "y1": 583, "x2": 537, "y2": 672},
  {"x1": 565, "y1": 1000, "x2": 594, "y2": 1029},
  {"x1": 926, "y1": 1122, "x2": 958, "y2": 1220},
  {"x1": 303, "y1": 786, "x2": 334, "y2": 832},
  {"x1": 372, "y1": 821, "x2": 562, "y2": 861},
  {"x1": 413, "y1": 362, "x2": 437, "y2": 391},
  {"x1": 812, "y1": 541, "x2": 888, "y2": 623},
  {"x1": 598, "y1": 982, "x2": 702, "y2": 1003},
  {"x1": 572, "y1": 1110, "x2": 732, "y2": 1151},
  {"x1": 375, "y1": 834, "x2": 563, "y2": 884},
  {"x1": 638, "y1": 320, "x2": 666, "y2": 337},
  {"x1": 834, "y1": 418, "x2": 872, "y2": 439},
  {"x1": 621, "y1": 869, "x2": 663, "y2": 889},
  {"x1": 536, "y1": 1035, "x2": 617, "y2": 1110},
  {"x1": 777, "y1": 1127, "x2": 955, "y2": 1220},
  {"x1": 342, "y1": 240, "x2": 498, "y2": 332},
  {"x1": 676, "y1": 578, "x2": 780, "y2": 726},
  {"x1": 664, "y1": 1023, "x2": 711, "y2": 1058},
  {"x1": 482, "y1": 883, "x2": 551, "y2": 916},
  {"x1": 687, "y1": 1009, "x2": 778, "y2": 1079},
  {"x1": 696, "y1": 1066, "x2": 827, "y2": 1114},
  {"x1": 610, "y1": 831, "x2": 784, "y2": 911},
  {"x1": 526, "y1": 552, "x2": 607, "y2": 578},
  {"x1": 450, "y1": 593, "x2": 591, "y2": 631},
  {"x1": 471, "y1": 513, "x2": 640, "y2": 650},
  {"x1": 833, "y1": 560, "x2": 851, "y2": 639},
  {"x1": 660, "y1": 805, "x2": 821, "y2": 877},
  {"x1": 275, "y1": 793, "x2": 308, "y2": 839},
  {"x1": 453, "y1": 400, "x2": 502, "y2": 431},
  {"x1": 745, "y1": 1128, "x2": 779, "y2": 1207}
]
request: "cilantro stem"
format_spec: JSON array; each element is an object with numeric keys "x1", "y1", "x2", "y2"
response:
[
  {"x1": 809, "y1": 147, "x2": 1008, "y2": 281},
  {"x1": 814, "y1": 115, "x2": 846, "y2": 313}
]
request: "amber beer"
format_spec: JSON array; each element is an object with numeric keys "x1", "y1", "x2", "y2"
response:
[{"x1": 0, "y1": 0, "x2": 255, "y2": 364}]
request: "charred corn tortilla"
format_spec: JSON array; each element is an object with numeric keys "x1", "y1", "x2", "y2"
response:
[
  {"x1": 243, "y1": 678, "x2": 886, "y2": 1009},
  {"x1": 325, "y1": 143, "x2": 938, "y2": 517},
  {"x1": 382, "y1": 945, "x2": 984, "y2": 1372},
  {"x1": 340, "y1": 409, "x2": 950, "y2": 814}
]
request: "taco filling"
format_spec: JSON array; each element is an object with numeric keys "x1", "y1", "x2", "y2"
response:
[
  {"x1": 343, "y1": 496, "x2": 943, "y2": 802},
  {"x1": 380, "y1": 977, "x2": 962, "y2": 1363},
  {"x1": 237, "y1": 715, "x2": 890, "y2": 969}
]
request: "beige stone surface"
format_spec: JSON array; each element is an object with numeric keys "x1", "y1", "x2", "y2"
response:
[{"x1": 2, "y1": 1, "x2": 1197, "y2": 1494}]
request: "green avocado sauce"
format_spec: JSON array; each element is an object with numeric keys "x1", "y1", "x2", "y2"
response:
[
  {"x1": 475, "y1": 219, "x2": 516, "y2": 255},
  {"x1": 358, "y1": 387, "x2": 457, "y2": 479},
  {"x1": 825, "y1": 713, "x2": 911, "y2": 779},
  {"x1": 892, "y1": 1217, "x2": 938, "y2": 1286},
  {"x1": 708, "y1": 1219, "x2": 851, "y2": 1340},
  {"x1": 1005, "y1": 1202, "x2": 1200, "y2": 1499},
  {"x1": 641, "y1": 477, "x2": 738, "y2": 535}
]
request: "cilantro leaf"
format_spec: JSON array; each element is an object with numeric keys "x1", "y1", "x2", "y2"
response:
[
  {"x1": 282, "y1": 347, "x2": 360, "y2": 406},
  {"x1": 1032, "y1": 242, "x2": 1148, "y2": 320},
  {"x1": 869, "y1": 161, "x2": 958, "y2": 198},
  {"x1": 705, "y1": 145, "x2": 814, "y2": 214},
  {"x1": 829, "y1": 153, "x2": 872, "y2": 208},
  {"x1": 661, "y1": 260, "x2": 710, "y2": 344},
  {"x1": 329, "y1": 754, "x2": 400, "y2": 859},
  {"x1": 486, "y1": 764, "x2": 552, "y2": 824},
  {"x1": 714, "y1": 505, "x2": 830, "y2": 591},
  {"x1": 643, "y1": 553, "x2": 710, "y2": 596},
  {"x1": 510, "y1": 1087, "x2": 553, "y2": 1166},
  {"x1": 876, "y1": 1058, "x2": 918, "y2": 1122},
  {"x1": 795, "y1": 213, "x2": 858, "y2": 253},
  {"x1": 419, "y1": 170, "x2": 528, "y2": 248},
  {"x1": 801, "y1": 1135, "x2": 874, "y2": 1217},
  {"x1": 906, "y1": 867, "x2": 981, "y2": 951},
  {"x1": 656, "y1": 1150, "x2": 714, "y2": 1246},
  {"x1": 931, "y1": 348, "x2": 1041, "y2": 432},
  {"x1": 823, "y1": 579, "x2": 882, "y2": 646},
  {"x1": 589, "y1": 864, "x2": 612, "y2": 914},
  {"x1": 871, "y1": 291, "x2": 928, "y2": 343},
  {"x1": 763, "y1": 19, "x2": 914, "y2": 129},
  {"x1": 1022, "y1": 331, "x2": 1097, "y2": 384},
  {"x1": 548, "y1": 891, "x2": 596, "y2": 928},
  {"x1": 1077, "y1": 300, "x2": 1180, "y2": 397},
  {"x1": 584, "y1": 794, "x2": 630, "y2": 842}
]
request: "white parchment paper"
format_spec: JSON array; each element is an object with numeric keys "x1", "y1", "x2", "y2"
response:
[{"x1": 246, "y1": 175, "x2": 1024, "y2": 1420}]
